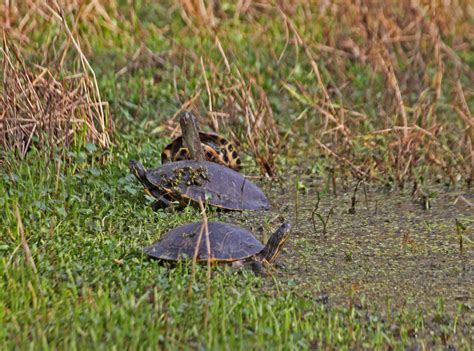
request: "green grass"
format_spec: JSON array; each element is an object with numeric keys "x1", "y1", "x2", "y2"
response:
[
  {"x1": 1, "y1": 1, "x2": 473, "y2": 349},
  {"x1": 1, "y1": 138, "x2": 472, "y2": 350}
]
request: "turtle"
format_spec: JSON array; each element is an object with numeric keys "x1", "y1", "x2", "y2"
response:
[
  {"x1": 129, "y1": 159, "x2": 269, "y2": 210},
  {"x1": 144, "y1": 221, "x2": 291, "y2": 274},
  {"x1": 161, "y1": 132, "x2": 241, "y2": 171}
]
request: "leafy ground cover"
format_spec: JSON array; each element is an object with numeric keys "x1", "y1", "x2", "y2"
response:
[{"x1": 1, "y1": 1, "x2": 473, "y2": 349}]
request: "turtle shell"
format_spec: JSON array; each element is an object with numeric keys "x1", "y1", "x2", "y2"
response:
[
  {"x1": 144, "y1": 160, "x2": 269, "y2": 210},
  {"x1": 144, "y1": 222, "x2": 264, "y2": 262},
  {"x1": 161, "y1": 132, "x2": 241, "y2": 171}
]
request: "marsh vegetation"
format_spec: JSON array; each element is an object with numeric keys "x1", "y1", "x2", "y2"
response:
[{"x1": 1, "y1": 1, "x2": 473, "y2": 349}]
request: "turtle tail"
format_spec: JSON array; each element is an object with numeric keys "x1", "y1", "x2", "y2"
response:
[{"x1": 259, "y1": 223, "x2": 291, "y2": 263}]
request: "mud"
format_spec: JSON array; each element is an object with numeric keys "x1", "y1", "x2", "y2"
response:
[{"x1": 218, "y1": 172, "x2": 473, "y2": 311}]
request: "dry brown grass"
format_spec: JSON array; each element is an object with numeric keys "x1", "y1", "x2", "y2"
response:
[
  {"x1": 1, "y1": 1, "x2": 112, "y2": 160},
  {"x1": 1, "y1": 0, "x2": 119, "y2": 44},
  {"x1": 177, "y1": 0, "x2": 473, "y2": 183},
  {"x1": 319, "y1": 0, "x2": 473, "y2": 184},
  {"x1": 163, "y1": 39, "x2": 282, "y2": 176},
  {"x1": 2, "y1": 0, "x2": 471, "y2": 184}
]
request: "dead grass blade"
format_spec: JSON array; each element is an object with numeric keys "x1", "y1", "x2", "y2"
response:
[
  {"x1": 198, "y1": 199, "x2": 211, "y2": 327},
  {"x1": 188, "y1": 199, "x2": 212, "y2": 297},
  {"x1": 453, "y1": 78, "x2": 474, "y2": 184},
  {"x1": 178, "y1": 0, "x2": 218, "y2": 28},
  {"x1": 275, "y1": 0, "x2": 473, "y2": 184},
  {"x1": 15, "y1": 204, "x2": 37, "y2": 273}
]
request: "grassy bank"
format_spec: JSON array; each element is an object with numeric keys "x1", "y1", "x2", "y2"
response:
[{"x1": 1, "y1": 1, "x2": 473, "y2": 349}]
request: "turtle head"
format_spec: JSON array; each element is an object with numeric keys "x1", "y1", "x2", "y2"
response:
[
  {"x1": 129, "y1": 160, "x2": 147, "y2": 182},
  {"x1": 259, "y1": 222, "x2": 291, "y2": 263},
  {"x1": 179, "y1": 111, "x2": 200, "y2": 129}
]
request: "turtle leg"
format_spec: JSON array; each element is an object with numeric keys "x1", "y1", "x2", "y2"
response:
[
  {"x1": 243, "y1": 260, "x2": 268, "y2": 277},
  {"x1": 151, "y1": 197, "x2": 172, "y2": 211},
  {"x1": 231, "y1": 260, "x2": 269, "y2": 277},
  {"x1": 231, "y1": 260, "x2": 244, "y2": 269},
  {"x1": 230, "y1": 260, "x2": 265, "y2": 276}
]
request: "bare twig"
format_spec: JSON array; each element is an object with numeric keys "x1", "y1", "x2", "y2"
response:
[
  {"x1": 311, "y1": 192, "x2": 334, "y2": 236},
  {"x1": 348, "y1": 180, "x2": 363, "y2": 214},
  {"x1": 455, "y1": 219, "x2": 465, "y2": 256}
]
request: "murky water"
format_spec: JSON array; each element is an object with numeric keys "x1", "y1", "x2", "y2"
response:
[{"x1": 218, "y1": 172, "x2": 473, "y2": 312}]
